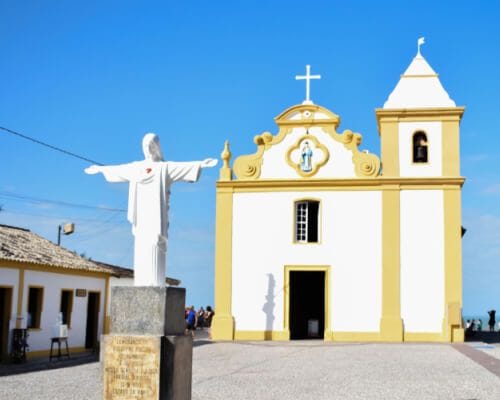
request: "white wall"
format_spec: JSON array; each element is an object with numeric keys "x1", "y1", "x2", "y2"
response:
[
  {"x1": 0, "y1": 267, "x2": 20, "y2": 353},
  {"x1": 231, "y1": 191, "x2": 382, "y2": 333},
  {"x1": 400, "y1": 190, "x2": 445, "y2": 332},
  {"x1": 399, "y1": 121, "x2": 442, "y2": 177},
  {"x1": 22, "y1": 270, "x2": 107, "y2": 351}
]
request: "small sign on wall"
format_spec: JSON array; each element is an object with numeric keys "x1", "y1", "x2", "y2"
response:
[{"x1": 75, "y1": 289, "x2": 87, "y2": 297}]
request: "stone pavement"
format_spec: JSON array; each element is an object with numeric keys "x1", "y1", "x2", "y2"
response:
[
  {"x1": 192, "y1": 341, "x2": 500, "y2": 400},
  {"x1": 1, "y1": 334, "x2": 500, "y2": 400}
]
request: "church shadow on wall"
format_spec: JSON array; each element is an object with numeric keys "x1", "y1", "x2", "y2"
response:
[{"x1": 262, "y1": 274, "x2": 275, "y2": 340}]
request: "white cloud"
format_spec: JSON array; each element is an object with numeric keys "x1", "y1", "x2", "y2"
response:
[
  {"x1": 463, "y1": 153, "x2": 489, "y2": 163},
  {"x1": 482, "y1": 183, "x2": 500, "y2": 195}
]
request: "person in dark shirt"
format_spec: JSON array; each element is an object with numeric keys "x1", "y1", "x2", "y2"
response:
[{"x1": 488, "y1": 310, "x2": 496, "y2": 332}]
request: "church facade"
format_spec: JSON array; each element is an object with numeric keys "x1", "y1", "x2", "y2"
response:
[{"x1": 212, "y1": 47, "x2": 465, "y2": 342}]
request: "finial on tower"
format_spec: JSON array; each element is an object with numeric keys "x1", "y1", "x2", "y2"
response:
[
  {"x1": 221, "y1": 140, "x2": 231, "y2": 168},
  {"x1": 219, "y1": 140, "x2": 232, "y2": 181},
  {"x1": 295, "y1": 65, "x2": 321, "y2": 105},
  {"x1": 417, "y1": 37, "x2": 425, "y2": 57}
]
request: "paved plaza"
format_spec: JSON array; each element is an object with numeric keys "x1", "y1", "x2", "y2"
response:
[{"x1": 1, "y1": 338, "x2": 499, "y2": 400}]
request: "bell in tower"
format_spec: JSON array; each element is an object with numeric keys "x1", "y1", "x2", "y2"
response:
[{"x1": 413, "y1": 132, "x2": 428, "y2": 163}]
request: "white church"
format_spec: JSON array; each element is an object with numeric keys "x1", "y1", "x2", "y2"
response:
[{"x1": 211, "y1": 42, "x2": 465, "y2": 342}]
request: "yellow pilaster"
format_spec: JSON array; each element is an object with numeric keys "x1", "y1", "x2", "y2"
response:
[
  {"x1": 103, "y1": 275, "x2": 110, "y2": 334},
  {"x1": 379, "y1": 119, "x2": 399, "y2": 177},
  {"x1": 380, "y1": 187, "x2": 403, "y2": 341},
  {"x1": 15, "y1": 268, "x2": 25, "y2": 328},
  {"x1": 442, "y1": 120, "x2": 460, "y2": 177},
  {"x1": 211, "y1": 186, "x2": 235, "y2": 340},
  {"x1": 442, "y1": 187, "x2": 464, "y2": 342}
]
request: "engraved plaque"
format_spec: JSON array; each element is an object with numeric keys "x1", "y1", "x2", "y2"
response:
[{"x1": 103, "y1": 335, "x2": 161, "y2": 400}]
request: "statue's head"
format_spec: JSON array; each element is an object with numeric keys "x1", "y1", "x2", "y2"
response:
[{"x1": 142, "y1": 133, "x2": 164, "y2": 162}]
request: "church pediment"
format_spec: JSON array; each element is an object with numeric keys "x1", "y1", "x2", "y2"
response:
[
  {"x1": 274, "y1": 104, "x2": 340, "y2": 128},
  {"x1": 230, "y1": 104, "x2": 381, "y2": 181}
]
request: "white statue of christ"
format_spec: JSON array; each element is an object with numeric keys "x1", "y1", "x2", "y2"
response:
[{"x1": 85, "y1": 133, "x2": 218, "y2": 286}]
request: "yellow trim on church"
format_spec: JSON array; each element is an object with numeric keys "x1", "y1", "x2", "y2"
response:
[
  {"x1": 211, "y1": 187, "x2": 235, "y2": 340},
  {"x1": 212, "y1": 101, "x2": 465, "y2": 344},
  {"x1": 233, "y1": 104, "x2": 381, "y2": 180},
  {"x1": 216, "y1": 177, "x2": 464, "y2": 191},
  {"x1": 380, "y1": 187, "x2": 404, "y2": 341}
]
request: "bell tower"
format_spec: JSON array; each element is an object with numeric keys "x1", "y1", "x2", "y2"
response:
[
  {"x1": 376, "y1": 41, "x2": 464, "y2": 177},
  {"x1": 375, "y1": 39, "x2": 465, "y2": 343}
]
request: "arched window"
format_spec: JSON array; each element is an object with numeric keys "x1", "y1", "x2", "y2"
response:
[
  {"x1": 295, "y1": 200, "x2": 319, "y2": 243},
  {"x1": 413, "y1": 131, "x2": 428, "y2": 163}
]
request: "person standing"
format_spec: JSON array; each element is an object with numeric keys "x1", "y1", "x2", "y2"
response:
[
  {"x1": 197, "y1": 307, "x2": 205, "y2": 329},
  {"x1": 185, "y1": 306, "x2": 197, "y2": 338},
  {"x1": 488, "y1": 310, "x2": 496, "y2": 332},
  {"x1": 205, "y1": 306, "x2": 215, "y2": 339}
]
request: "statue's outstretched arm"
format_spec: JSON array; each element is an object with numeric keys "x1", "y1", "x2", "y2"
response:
[
  {"x1": 84, "y1": 165, "x2": 102, "y2": 175},
  {"x1": 201, "y1": 158, "x2": 218, "y2": 168},
  {"x1": 84, "y1": 164, "x2": 131, "y2": 183},
  {"x1": 166, "y1": 159, "x2": 217, "y2": 183}
]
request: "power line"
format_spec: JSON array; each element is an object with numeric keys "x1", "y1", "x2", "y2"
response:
[
  {"x1": 0, "y1": 126, "x2": 104, "y2": 165},
  {"x1": 0, "y1": 209, "x2": 128, "y2": 224},
  {"x1": 0, "y1": 191, "x2": 126, "y2": 212}
]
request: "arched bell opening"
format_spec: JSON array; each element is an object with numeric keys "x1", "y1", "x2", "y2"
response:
[{"x1": 413, "y1": 131, "x2": 429, "y2": 163}]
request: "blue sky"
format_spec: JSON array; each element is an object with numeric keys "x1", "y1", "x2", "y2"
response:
[{"x1": 0, "y1": 1, "x2": 498, "y2": 316}]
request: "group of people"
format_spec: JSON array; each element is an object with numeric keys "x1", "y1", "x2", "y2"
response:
[
  {"x1": 465, "y1": 310, "x2": 497, "y2": 336},
  {"x1": 185, "y1": 306, "x2": 214, "y2": 338}
]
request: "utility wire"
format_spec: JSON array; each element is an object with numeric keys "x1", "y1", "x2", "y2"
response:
[
  {"x1": 0, "y1": 209, "x2": 128, "y2": 224},
  {"x1": 0, "y1": 126, "x2": 104, "y2": 165},
  {"x1": 0, "y1": 191, "x2": 126, "y2": 212}
]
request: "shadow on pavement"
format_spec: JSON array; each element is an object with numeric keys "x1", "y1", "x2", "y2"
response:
[
  {"x1": 194, "y1": 340, "x2": 213, "y2": 348},
  {"x1": 465, "y1": 331, "x2": 500, "y2": 344},
  {"x1": 193, "y1": 328, "x2": 214, "y2": 347},
  {"x1": 0, "y1": 351, "x2": 98, "y2": 377}
]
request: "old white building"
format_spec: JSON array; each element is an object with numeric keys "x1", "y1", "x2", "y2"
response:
[
  {"x1": 0, "y1": 224, "x2": 181, "y2": 360},
  {"x1": 211, "y1": 47, "x2": 465, "y2": 342}
]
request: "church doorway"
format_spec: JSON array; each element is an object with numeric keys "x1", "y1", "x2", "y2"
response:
[
  {"x1": 85, "y1": 292, "x2": 100, "y2": 350},
  {"x1": 289, "y1": 271, "x2": 325, "y2": 340},
  {"x1": 0, "y1": 287, "x2": 13, "y2": 360}
]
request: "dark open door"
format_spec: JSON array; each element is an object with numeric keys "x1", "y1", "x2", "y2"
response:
[
  {"x1": 0, "y1": 287, "x2": 13, "y2": 360},
  {"x1": 85, "y1": 292, "x2": 100, "y2": 349},
  {"x1": 289, "y1": 271, "x2": 325, "y2": 340}
]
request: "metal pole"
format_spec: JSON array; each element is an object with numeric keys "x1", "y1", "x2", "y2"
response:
[{"x1": 57, "y1": 225, "x2": 61, "y2": 245}]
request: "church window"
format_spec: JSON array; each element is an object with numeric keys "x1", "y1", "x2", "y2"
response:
[
  {"x1": 60, "y1": 289, "x2": 74, "y2": 328},
  {"x1": 295, "y1": 200, "x2": 319, "y2": 243},
  {"x1": 413, "y1": 131, "x2": 428, "y2": 163},
  {"x1": 27, "y1": 286, "x2": 44, "y2": 329}
]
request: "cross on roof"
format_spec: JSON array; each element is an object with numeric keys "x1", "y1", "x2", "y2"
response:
[{"x1": 295, "y1": 65, "x2": 321, "y2": 105}]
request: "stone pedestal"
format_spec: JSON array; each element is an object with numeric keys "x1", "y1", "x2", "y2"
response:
[{"x1": 102, "y1": 287, "x2": 192, "y2": 400}]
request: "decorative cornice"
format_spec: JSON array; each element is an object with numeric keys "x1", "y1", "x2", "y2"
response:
[
  {"x1": 375, "y1": 107, "x2": 465, "y2": 132},
  {"x1": 217, "y1": 177, "x2": 465, "y2": 191},
  {"x1": 274, "y1": 104, "x2": 340, "y2": 128},
  {"x1": 233, "y1": 131, "x2": 275, "y2": 180},
  {"x1": 232, "y1": 104, "x2": 381, "y2": 180},
  {"x1": 376, "y1": 107, "x2": 465, "y2": 117}
]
